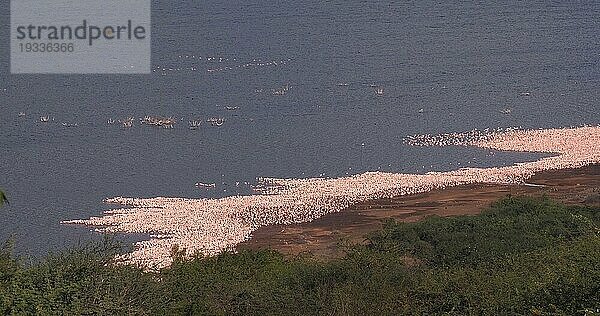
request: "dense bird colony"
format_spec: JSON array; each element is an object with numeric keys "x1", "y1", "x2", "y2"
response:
[{"x1": 63, "y1": 126, "x2": 600, "y2": 269}]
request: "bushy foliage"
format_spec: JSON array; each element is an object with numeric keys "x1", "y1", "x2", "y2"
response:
[
  {"x1": 0, "y1": 197, "x2": 598, "y2": 315},
  {"x1": 367, "y1": 197, "x2": 599, "y2": 267}
]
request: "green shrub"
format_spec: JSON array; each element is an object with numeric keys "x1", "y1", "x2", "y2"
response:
[
  {"x1": 367, "y1": 196, "x2": 599, "y2": 267},
  {"x1": 0, "y1": 196, "x2": 598, "y2": 315}
]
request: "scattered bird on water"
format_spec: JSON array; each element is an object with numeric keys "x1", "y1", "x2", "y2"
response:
[
  {"x1": 189, "y1": 120, "x2": 201, "y2": 130},
  {"x1": 207, "y1": 117, "x2": 225, "y2": 127},
  {"x1": 195, "y1": 182, "x2": 216, "y2": 189}
]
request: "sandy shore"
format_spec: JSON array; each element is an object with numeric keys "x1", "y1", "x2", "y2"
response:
[{"x1": 238, "y1": 164, "x2": 600, "y2": 259}]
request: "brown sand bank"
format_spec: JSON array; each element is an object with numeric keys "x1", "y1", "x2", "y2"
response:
[{"x1": 238, "y1": 164, "x2": 600, "y2": 259}]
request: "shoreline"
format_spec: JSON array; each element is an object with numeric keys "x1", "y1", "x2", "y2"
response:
[{"x1": 238, "y1": 164, "x2": 600, "y2": 259}]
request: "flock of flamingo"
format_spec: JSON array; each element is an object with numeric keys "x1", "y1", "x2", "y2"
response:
[
  {"x1": 153, "y1": 54, "x2": 293, "y2": 75},
  {"x1": 62, "y1": 126, "x2": 600, "y2": 269}
]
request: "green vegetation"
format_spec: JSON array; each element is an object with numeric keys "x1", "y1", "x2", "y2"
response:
[
  {"x1": 0, "y1": 190, "x2": 7, "y2": 207},
  {"x1": 1, "y1": 197, "x2": 599, "y2": 315}
]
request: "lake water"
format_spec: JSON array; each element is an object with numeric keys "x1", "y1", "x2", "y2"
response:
[{"x1": 1, "y1": 1, "x2": 599, "y2": 258}]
